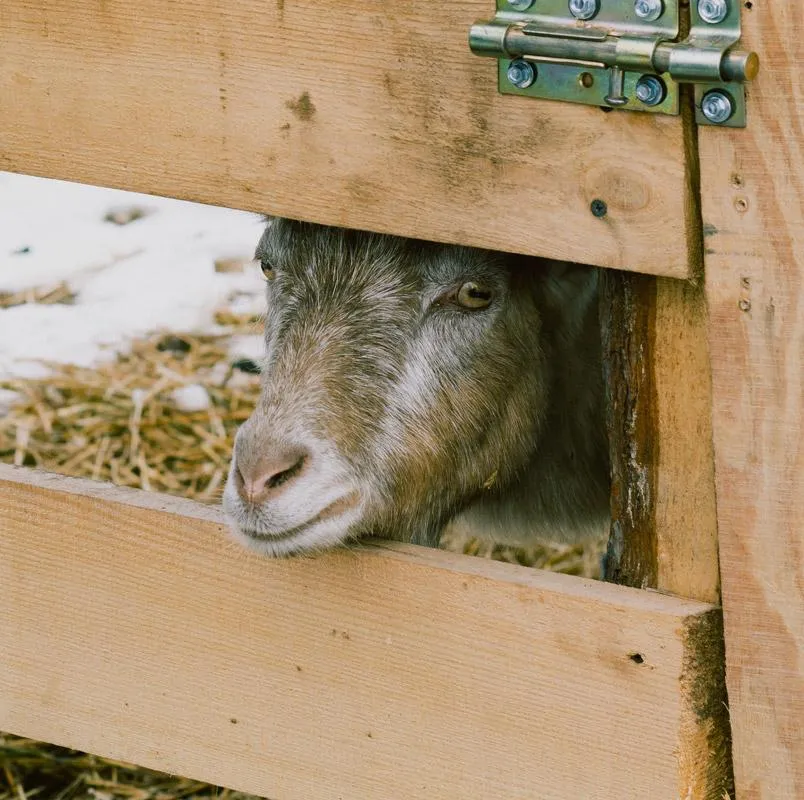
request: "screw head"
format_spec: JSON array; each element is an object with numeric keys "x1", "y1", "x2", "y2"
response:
[
  {"x1": 507, "y1": 0, "x2": 534, "y2": 9},
  {"x1": 507, "y1": 59, "x2": 537, "y2": 89},
  {"x1": 634, "y1": 0, "x2": 664, "y2": 21},
  {"x1": 590, "y1": 198, "x2": 608, "y2": 218},
  {"x1": 635, "y1": 75, "x2": 666, "y2": 106},
  {"x1": 569, "y1": 0, "x2": 600, "y2": 20},
  {"x1": 701, "y1": 90, "x2": 734, "y2": 123},
  {"x1": 698, "y1": 0, "x2": 729, "y2": 24}
]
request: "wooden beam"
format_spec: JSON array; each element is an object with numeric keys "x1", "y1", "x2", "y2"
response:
[
  {"x1": 698, "y1": 2, "x2": 804, "y2": 796},
  {"x1": 0, "y1": 0, "x2": 695, "y2": 276},
  {"x1": 600, "y1": 272, "x2": 720, "y2": 604},
  {"x1": 0, "y1": 465, "x2": 731, "y2": 800}
]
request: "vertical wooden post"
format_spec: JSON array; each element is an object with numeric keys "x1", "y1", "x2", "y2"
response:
[
  {"x1": 698, "y1": 3, "x2": 804, "y2": 796},
  {"x1": 600, "y1": 272, "x2": 721, "y2": 605},
  {"x1": 600, "y1": 268, "x2": 732, "y2": 797}
]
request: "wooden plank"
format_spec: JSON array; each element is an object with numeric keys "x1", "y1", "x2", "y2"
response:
[
  {"x1": 652, "y1": 277, "x2": 720, "y2": 603},
  {"x1": 0, "y1": 1, "x2": 693, "y2": 277},
  {"x1": 0, "y1": 465, "x2": 731, "y2": 800},
  {"x1": 600, "y1": 272, "x2": 720, "y2": 604},
  {"x1": 698, "y1": 2, "x2": 804, "y2": 796}
]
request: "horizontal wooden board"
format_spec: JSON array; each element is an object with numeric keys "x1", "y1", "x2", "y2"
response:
[
  {"x1": 0, "y1": 1, "x2": 693, "y2": 276},
  {"x1": 0, "y1": 465, "x2": 730, "y2": 799}
]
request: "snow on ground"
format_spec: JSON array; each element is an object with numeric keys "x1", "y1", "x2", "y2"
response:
[{"x1": 0, "y1": 171, "x2": 268, "y2": 379}]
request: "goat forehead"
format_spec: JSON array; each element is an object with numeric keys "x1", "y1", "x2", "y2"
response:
[
  {"x1": 277, "y1": 263, "x2": 416, "y2": 321},
  {"x1": 258, "y1": 220, "x2": 503, "y2": 291},
  {"x1": 274, "y1": 250, "x2": 418, "y2": 305},
  {"x1": 259, "y1": 220, "x2": 404, "y2": 271},
  {"x1": 423, "y1": 246, "x2": 504, "y2": 285},
  {"x1": 267, "y1": 269, "x2": 416, "y2": 354}
]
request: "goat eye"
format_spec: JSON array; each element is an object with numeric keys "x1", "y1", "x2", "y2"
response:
[
  {"x1": 456, "y1": 281, "x2": 493, "y2": 309},
  {"x1": 257, "y1": 259, "x2": 276, "y2": 281}
]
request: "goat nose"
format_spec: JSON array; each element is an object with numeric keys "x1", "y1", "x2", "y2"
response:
[{"x1": 234, "y1": 445, "x2": 308, "y2": 505}]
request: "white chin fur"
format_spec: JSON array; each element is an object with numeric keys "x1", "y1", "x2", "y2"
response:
[
  {"x1": 222, "y1": 474, "x2": 364, "y2": 557},
  {"x1": 226, "y1": 505, "x2": 363, "y2": 557}
]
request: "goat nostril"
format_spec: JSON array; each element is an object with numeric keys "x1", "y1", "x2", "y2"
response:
[
  {"x1": 234, "y1": 447, "x2": 309, "y2": 504},
  {"x1": 266, "y1": 456, "x2": 305, "y2": 489}
]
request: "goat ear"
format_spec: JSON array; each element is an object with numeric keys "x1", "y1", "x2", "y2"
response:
[
  {"x1": 256, "y1": 216, "x2": 298, "y2": 259},
  {"x1": 254, "y1": 217, "x2": 277, "y2": 257}
]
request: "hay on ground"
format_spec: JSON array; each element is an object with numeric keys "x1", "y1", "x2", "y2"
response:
[
  {"x1": 0, "y1": 332, "x2": 261, "y2": 505},
  {"x1": 0, "y1": 282, "x2": 77, "y2": 308},
  {"x1": 0, "y1": 735, "x2": 260, "y2": 800}
]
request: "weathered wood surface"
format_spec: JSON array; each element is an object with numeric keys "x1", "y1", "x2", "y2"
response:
[
  {"x1": 699, "y1": 2, "x2": 804, "y2": 796},
  {"x1": 0, "y1": 465, "x2": 731, "y2": 800},
  {"x1": 0, "y1": 0, "x2": 695, "y2": 276},
  {"x1": 601, "y1": 273, "x2": 720, "y2": 604}
]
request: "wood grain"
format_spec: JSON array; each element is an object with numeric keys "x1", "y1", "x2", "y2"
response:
[
  {"x1": 601, "y1": 273, "x2": 720, "y2": 604},
  {"x1": 0, "y1": 0, "x2": 693, "y2": 276},
  {"x1": 653, "y1": 277, "x2": 720, "y2": 603},
  {"x1": 699, "y1": 2, "x2": 804, "y2": 796},
  {"x1": 600, "y1": 271, "x2": 659, "y2": 589},
  {"x1": 0, "y1": 465, "x2": 731, "y2": 800}
]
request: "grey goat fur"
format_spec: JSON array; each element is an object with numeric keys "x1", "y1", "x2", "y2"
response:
[{"x1": 223, "y1": 218, "x2": 610, "y2": 557}]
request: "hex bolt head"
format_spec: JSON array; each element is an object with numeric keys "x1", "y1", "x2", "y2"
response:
[
  {"x1": 635, "y1": 75, "x2": 666, "y2": 106},
  {"x1": 701, "y1": 90, "x2": 734, "y2": 123},
  {"x1": 569, "y1": 0, "x2": 600, "y2": 21},
  {"x1": 507, "y1": 0, "x2": 534, "y2": 9},
  {"x1": 634, "y1": 0, "x2": 664, "y2": 21},
  {"x1": 698, "y1": 0, "x2": 729, "y2": 24},
  {"x1": 507, "y1": 59, "x2": 537, "y2": 89}
]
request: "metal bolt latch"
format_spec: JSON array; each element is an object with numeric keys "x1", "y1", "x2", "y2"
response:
[
  {"x1": 701, "y1": 89, "x2": 734, "y2": 123},
  {"x1": 468, "y1": 0, "x2": 758, "y2": 127},
  {"x1": 698, "y1": 0, "x2": 729, "y2": 24},
  {"x1": 634, "y1": 0, "x2": 663, "y2": 22},
  {"x1": 507, "y1": 59, "x2": 537, "y2": 89},
  {"x1": 568, "y1": 0, "x2": 600, "y2": 21}
]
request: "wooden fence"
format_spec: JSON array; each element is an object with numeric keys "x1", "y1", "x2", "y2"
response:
[{"x1": 0, "y1": 2, "x2": 801, "y2": 798}]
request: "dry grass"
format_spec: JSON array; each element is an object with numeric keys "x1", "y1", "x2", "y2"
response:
[
  {"x1": 0, "y1": 736, "x2": 262, "y2": 800},
  {"x1": 446, "y1": 533, "x2": 604, "y2": 578},
  {"x1": 0, "y1": 332, "x2": 260, "y2": 504},
  {"x1": 0, "y1": 310, "x2": 603, "y2": 799},
  {"x1": 0, "y1": 281, "x2": 77, "y2": 308}
]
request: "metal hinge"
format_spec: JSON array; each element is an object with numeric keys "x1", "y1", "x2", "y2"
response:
[{"x1": 469, "y1": 0, "x2": 759, "y2": 127}]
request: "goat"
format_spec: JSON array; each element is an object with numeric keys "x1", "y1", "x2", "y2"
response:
[{"x1": 223, "y1": 218, "x2": 609, "y2": 557}]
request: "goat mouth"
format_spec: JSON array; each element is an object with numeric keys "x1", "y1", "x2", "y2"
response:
[{"x1": 244, "y1": 491, "x2": 361, "y2": 542}]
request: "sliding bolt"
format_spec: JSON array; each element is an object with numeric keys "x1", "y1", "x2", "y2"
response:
[
  {"x1": 507, "y1": 0, "x2": 534, "y2": 9},
  {"x1": 701, "y1": 90, "x2": 734, "y2": 123},
  {"x1": 698, "y1": 0, "x2": 728, "y2": 24},
  {"x1": 569, "y1": 0, "x2": 600, "y2": 21},
  {"x1": 634, "y1": 0, "x2": 663, "y2": 21},
  {"x1": 507, "y1": 59, "x2": 537, "y2": 89}
]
